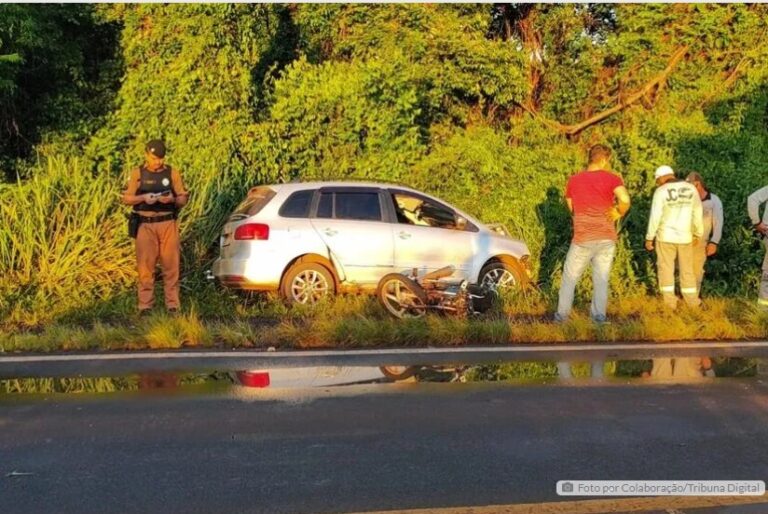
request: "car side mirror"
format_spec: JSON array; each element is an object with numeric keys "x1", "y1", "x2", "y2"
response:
[{"x1": 456, "y1": 216, "x2": 468, "y2": 231}]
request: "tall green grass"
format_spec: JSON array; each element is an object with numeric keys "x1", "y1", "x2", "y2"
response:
[{"x1": 0, "y1": 157, "x2": 133, "y2": 326}]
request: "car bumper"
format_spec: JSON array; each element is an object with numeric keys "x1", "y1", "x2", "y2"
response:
[{"x1": 212, "y1": 256, "x2": 283, "y2": 291}]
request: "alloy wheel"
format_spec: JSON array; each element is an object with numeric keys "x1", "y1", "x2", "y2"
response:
[
  {"x1": 291, "y1": 269, "x2": 330, "y2": 304},
  {"x1": 481, "y1": 267, "x2": 517, "y2": 291}
]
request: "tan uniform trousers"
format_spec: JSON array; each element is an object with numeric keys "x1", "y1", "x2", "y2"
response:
[
  {"x1": 692, "y1": 239, "x2": 708, "y2": 294},
  {"x1": 651, "y1": 357, "x2": 703, "y2": 379},
  {"x1": 655, "y1": 242, "x2": 702, "y2": 376},
  {"x1": 136, "y1": 219, "x2": 180, "y2": 310},
  {"x1": 759, "y1": 239, "x2": 768, "y2": 307},
  {"x1": 689, "y1": 240, "x2": 712, "y2": 375},
  {"x1": 655, "y1": 241, "x2": 701, "y2": 309}
]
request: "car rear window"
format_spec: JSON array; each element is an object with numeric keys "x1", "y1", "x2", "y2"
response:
[
  {"x1": 232, "y1": 187, "x2": 276, "y2": 217},
  {"x1": 279, "y1": 190, "x2": 314, "y2": 218}
]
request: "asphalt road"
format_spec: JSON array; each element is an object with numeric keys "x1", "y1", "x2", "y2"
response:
[{"x1": 2, "y1": 379, "x2": 768, "y2": 514}]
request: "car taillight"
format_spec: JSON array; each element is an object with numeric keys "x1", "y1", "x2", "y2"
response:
[{"x1": 234, "y1": 223, "x2": 269, "y2": 240}]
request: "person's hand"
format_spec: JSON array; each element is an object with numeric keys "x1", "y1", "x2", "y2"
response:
[
  {"x1": 607, "y1": 207, "x2": 622, "y2": 222},
  {"x1": 706, "y1": 242, "x2": 718, "y2": 257},
  {"x1": 645, "y1": 239, "x2": 654, "y2": 252},
  {"x1": 158, "y1": 193, "x2": 175, "y2": 204},
  {"x1": 143, "y1": 193, "x2": 158, "y2": 205},
  {"x1": 756, "y1": 222, "x2": 768, "y2": 235}
]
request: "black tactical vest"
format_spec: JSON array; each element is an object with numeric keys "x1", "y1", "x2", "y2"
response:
[{"x1": 134, "y1": 165, "x2": 176, "y2": 212}]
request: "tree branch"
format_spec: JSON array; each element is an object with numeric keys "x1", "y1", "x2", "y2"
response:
[{"x1": 544, "y1": 45, "x2": 689, "y2": 136}]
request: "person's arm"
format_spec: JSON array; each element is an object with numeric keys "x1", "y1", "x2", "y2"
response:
[
  {"x1": 692, "y1": 190, "x2": 704, "y2": 241},
  {"x1": 645, "y1": 189, "x2": 662, "y2": 249},
  {"x1": 564, "y1": 178, "x2": 574, "y2": 214},
  {"x1": 747, "y1": 186, "x2": 768, "y2": 231},
  {"x1": 122, "y1": 168, "x2": 154, "y2": 206},
  {"x1": 707, "y1": 195, "x2": 724, "y2": 257},
  {"x1": 172, "y1": 168, "x2": 189, "y2": 208},
  {"x1": 610, "y1": 185, "x2": 631, "y2": 220},
  {"x1": 615, "y1": 185, "x2": 631, "y2": 215},
  {"x1": 711, "y1": 195, "x2": 723, "y2": 245}
]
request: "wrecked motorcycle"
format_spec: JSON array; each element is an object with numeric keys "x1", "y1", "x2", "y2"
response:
[{"x1": 376, "y1": 265, "x2": 496, "y2": 320}]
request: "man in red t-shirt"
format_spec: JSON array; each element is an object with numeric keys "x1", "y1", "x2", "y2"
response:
[
  {"x1": 557, "y1": 144, "x2": 630, "y2": 319},
  {"x1": 555, "y1": 145, "x2": 631, "y2": 377}
]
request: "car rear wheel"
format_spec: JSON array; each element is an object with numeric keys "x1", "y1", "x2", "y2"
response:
[
  {"x1": 379, "y1": 366, "x2": 418, "y2": 381},
  {"x1": 281, "y1": 262, "x2": 335, "y2": 305},
  {"x1": 479, "y1": 261, "x2": 525, "y2": 292}
]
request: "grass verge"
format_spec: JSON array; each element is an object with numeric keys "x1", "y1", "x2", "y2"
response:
[{"x1": 2, "y1": 291, "x2": 767, "y2": 354}]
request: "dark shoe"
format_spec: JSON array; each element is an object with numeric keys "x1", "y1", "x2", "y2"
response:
[
  {"x1": 167, "y1": 308, "x2": 179, "y2": 316},
  {"x1": 139, "y1": 309, "x2": 152, "y2": 318}
]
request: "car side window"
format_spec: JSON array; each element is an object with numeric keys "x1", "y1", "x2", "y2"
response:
[
  {"x1": 335, "y1": 192, "x2": 382, "y2": 221},
  {"x1": 391, "y1": 193, "x2": 458, "y2": 230},
  {"x1": 317, "y1": 192, "x2": 333, "y2": 218},
  {"x1": 279, "y1": 190, "x2": 314, "y2": 218}
]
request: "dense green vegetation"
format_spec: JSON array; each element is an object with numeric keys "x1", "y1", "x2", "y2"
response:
[{"x1": 1, "y1": 4, "x2": 768, "y2": 331}]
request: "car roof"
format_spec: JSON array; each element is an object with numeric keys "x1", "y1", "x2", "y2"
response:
[{"x1": 261, "y1": 181, "x2": 423, "y2": 194}]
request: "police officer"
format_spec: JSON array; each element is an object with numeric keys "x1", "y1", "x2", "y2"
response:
[{"x1": 122, "y1": 140, "x2": 188, "y2": 315}]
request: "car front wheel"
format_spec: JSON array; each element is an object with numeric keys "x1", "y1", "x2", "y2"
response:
[{"x1": 478, "y1": 261, "x2": 525, "y2": 292}]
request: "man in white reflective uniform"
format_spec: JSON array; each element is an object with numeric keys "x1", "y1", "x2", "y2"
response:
[
  {"x1": 645, "y1": 165, "x2": 704, "y2": 309},
  {"x1": 686, "y1": 172, "x2": 724, "y2": 293},
  {"x1": 645, "y1": 165, "x2": 704, "y2": 378},
  {"x1": 747, "y1": 184, "x2": 768, "y2": 308}
]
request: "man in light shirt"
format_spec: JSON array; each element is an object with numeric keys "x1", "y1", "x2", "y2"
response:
[
  {"x1": 686, "y1": 172, "x2": 723, "y2": 293},
  {"x1": 645, "y1": 165, "x2": 704, "y2": 310},
  {"x1": 645, "y1": 165, "x2": 704, "y2": 378},
  {"x1": 747, "y1": 184, "x2": 768, "y2": 308}
]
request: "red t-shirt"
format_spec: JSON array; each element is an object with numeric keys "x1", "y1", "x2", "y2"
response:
[{"x1": 565, "y1": 170, "x2": 624, "y2": 244}]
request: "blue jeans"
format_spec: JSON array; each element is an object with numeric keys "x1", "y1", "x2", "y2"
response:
[
  {"x1": 556, "y1": 240, "x2": 616, "y2": 321},
  {"x1": 556, "y1": 240, "x2": 616, "y2": 379}
]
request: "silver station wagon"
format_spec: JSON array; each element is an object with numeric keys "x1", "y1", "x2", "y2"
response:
[{"x1": 211, "y1": 182, "x2": 531, "y2": 304}]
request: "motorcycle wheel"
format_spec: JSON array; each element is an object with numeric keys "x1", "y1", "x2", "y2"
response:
[
  {"x1": 377, "y1": 274, "x2": 428, "y2": 319},
  {"x1": 379, "y1": 366, "x2": 418, "y2": 381}
]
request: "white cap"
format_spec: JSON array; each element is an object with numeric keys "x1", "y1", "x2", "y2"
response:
[{"x1": 654, "y1": 165, "x2": 675, "y2": 180}]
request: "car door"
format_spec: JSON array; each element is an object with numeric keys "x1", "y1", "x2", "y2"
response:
[
  {"x1": 386, "y1": 189, "x2": 477, "y2": 280},
  {"x1": 309, "y1": 187, "x2": 395, "y2": 285}
]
